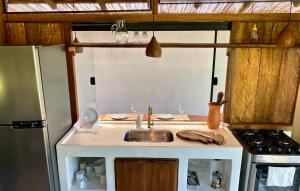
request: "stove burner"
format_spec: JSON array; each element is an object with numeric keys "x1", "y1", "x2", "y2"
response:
[
  {"x1": 277, "y1": 140, "x2": 292, "y2": 148},
  {"x1": 241, "y1": 130, "x2": 260, "y2": 137},
  {"x1": 248, "y1": 138, "x2": 264, "y2": 146},
  {"x1": 242, "y1": 131, "x2": 255, "y2": 137},
  {"x1": 296, "y1": 147, "x2": 300, "y2": 154},
  {"x1": 231, "y1": 129, "x2": 300, "y2": 155},
  {"x1": 268, "y1": 130, "x2": 280, "y2": 137}
]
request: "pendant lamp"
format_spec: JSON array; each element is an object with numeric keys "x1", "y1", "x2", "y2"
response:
[
  {"x1": 145, "y1": 0, "x2": 162, "y2": 58},
  {"x1": 276, "y1": 1, "x2": 296, "y2": 48},
  {"x1": 250, "y1": 3, "x2": 258, "y2": 42},
  {"x1": 293, "y1": 2, "x2": 300, "y2": 7},
  {"x1": 73, "y1": 32, "x2": 83, "y2": 54}
]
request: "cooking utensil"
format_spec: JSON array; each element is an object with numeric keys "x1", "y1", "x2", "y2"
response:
[
  {"x1": 211, "y1": 91, "x2": 227, "y2": 106},
  {"x1": 176, "y1": 130, "x2": 225, "y2": 145},
  {"x1": 191, "y1": 131, "x2": 225, "y2": 145},
  {"x1": 216, "y1": 92, "x2": 224, "y2": 104}
]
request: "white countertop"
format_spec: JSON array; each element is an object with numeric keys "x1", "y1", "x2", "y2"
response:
[
  {"x1": 56, "y1": 122, "x2": 243, "y2": 191},
  {"x1": 58, "y1": 122, "x2": 241, "y2": 149}
]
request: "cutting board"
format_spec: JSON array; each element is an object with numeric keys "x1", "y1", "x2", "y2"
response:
[{"x1": 176, "y1": 130, "x2": 224, "y2": 145}]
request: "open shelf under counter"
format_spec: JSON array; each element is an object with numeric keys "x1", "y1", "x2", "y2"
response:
[
  {"x1": 187, "y1": 159, "x2": 230, "y2": 191},
  {"x1": 64, "y1": 157, "x2": 107, "y2": 191}
]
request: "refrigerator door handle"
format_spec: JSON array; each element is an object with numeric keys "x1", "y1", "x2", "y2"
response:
[{"x1": 12, "y1": 120, "x2": 47, "y2": 130}]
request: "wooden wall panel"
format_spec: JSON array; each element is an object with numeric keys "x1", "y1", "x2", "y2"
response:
[
  {"x1": 5, "y1": 22, "x2": 65, "y2": 45},
  {"x1": 0, "y1": 1, "x2": 5, "y2": 44},
  {"x1": 274, "y1": 49, "x2": 300, "y2": 123},
  {"x1": 6, "y1": 23, "x2": 26, "y2": 45},
  {"x1": 230, "y1": 48, "x2": 261, "y2": 122},
  {"x1": 253, "y1": 48, "x2": 282, "y2": 122},
  {"x1": 225, "y1": 22, "x2": 300, "y2": 126},
  {"x1": 0, "y1": 17, "x2": 5, "y2": 44},
  {"x1": 25, "y1": 23, "x2": 64, "y2": 45}
]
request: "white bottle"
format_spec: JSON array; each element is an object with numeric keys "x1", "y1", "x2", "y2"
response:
[{"x1": 136, "y1": 114, "x2": 142, "y2": 129}]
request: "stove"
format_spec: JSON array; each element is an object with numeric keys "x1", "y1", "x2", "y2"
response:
[
  {"x1": 232, "y1": 129, "x2": 300, "y2": 156},
  {"x1": 231, "y1": 129, "x2": 300, "y2": 191}
]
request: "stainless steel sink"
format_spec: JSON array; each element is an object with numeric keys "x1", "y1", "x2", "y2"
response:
[{"x1": 124, "y1": 130, "x2": 174, "y2": 142}]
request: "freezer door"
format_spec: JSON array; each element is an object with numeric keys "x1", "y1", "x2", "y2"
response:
[
  {"x1": 0, "y1": 125, "x2": 52, "y2": 191},
  {"x1": 0, "y1": 46, "x2": 45, "y2": 124}
]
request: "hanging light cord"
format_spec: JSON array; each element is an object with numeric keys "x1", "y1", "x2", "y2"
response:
[
  {"x1": 73, "y1": 0, "x2": 76, "y2": 40},
  {"x1": 288, "y1": 0, "x2": 292, "y2": 23},
  {"x1": 152, "y1": 0, "x2": 155, "y2": 37}
]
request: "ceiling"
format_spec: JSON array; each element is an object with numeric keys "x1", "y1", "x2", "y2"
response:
[{"x1": 5, "y1": 0, "x2": 300, "y2": 13}]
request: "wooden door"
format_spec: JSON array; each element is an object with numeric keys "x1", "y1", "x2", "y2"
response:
[
  {"x1": 115, "y1": 158, "x2": 147, "y2": 191},
  {"x1": 146, "y1": 159, "x2": 178, "y2": 191},
  {"x1": 115, "y1": 158, "x2": 178, "y2": 191},
  {"x1": 224, "y1": 22, "x2": 300, "y2": 127}
]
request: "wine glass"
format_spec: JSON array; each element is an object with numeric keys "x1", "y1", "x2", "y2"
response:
[
  {"x1": 133, "y1": 31, "x2": 140, "y2": 44},
  {"x1": 178, "y1": 104, "x2": 185, "y2": 115},
  {"x1": 130, "y1": 104, "x2": 139, "y2": 113},
  {"x1": 141, "y1": 31, "x2": 148, "y2": 43}
]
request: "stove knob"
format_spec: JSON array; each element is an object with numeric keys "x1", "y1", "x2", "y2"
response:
[
  {"x1": 257, "y1": 147, "x2": 263, "y2": 153},
  {"x1": 296, "y1": 147, "x2": 300, "y2": 154},
  {"x1": 277, "y1": 147, "x2": 283, "y2": 153},
  {"x1": 287, "y1": 147, "x2": 292, "y2": 153},
  {"x1": 266, "y1": 147, "x2": 272, "y2": 153}
]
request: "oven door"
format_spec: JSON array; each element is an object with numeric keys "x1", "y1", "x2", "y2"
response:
[{"x1": 248, "y1": 164, "x2": 300, "y2": 191}]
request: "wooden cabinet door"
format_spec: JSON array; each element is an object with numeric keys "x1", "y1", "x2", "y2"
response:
[
  {"x1": 146, "y1": 159, "x2": 178, "y2": 191},
  {"x1": 115, "y1": 158, "x2": 147, "y2": 191},
  {"x1": 225, "y1": 22, "x2": 300, "y2": 126},
  {"x1": 115, "y1": 158, "x2": 178, "y2": 191}
]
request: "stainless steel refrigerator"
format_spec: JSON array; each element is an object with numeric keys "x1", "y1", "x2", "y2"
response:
[{"x1": 0, "y1": 46, "x2": 72, "y2": 191}]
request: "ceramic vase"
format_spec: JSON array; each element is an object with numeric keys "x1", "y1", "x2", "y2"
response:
[{"x1": 207, "y1": 103, "x2": 221, "y2": 129}]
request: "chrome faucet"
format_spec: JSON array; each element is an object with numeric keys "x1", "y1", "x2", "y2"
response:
[{"x1": 147, "y1": 105, "x2": 154, "y2": 129}]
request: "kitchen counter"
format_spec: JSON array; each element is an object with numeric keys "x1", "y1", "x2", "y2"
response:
[
  {"x1": 57, "y1": 122, "x2": 242, "y2": 191},
  {"x1": 99, "y1": 114, "x2": 211, "y2": 122}
]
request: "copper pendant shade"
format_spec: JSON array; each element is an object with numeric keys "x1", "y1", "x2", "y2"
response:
[
  {"x1": 276, "y1": 24, "x2": 296, "y2": 48},
  {"x1": 276, "y1": 1, "x2": 296, "y2": 48},
  {"x1": 146, "y1": 36, "x2": 162, "y2": 58},
  {"x1": 145, "y1": 0, "x2": 162, "y2": 58},
  {"x1": 293, "y1": 2, "x2": 300, "y2": 7}
]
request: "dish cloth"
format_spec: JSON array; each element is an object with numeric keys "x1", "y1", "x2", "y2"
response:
[{"x1": 267, "y1": 166, "x2": 296, "y2": 187}]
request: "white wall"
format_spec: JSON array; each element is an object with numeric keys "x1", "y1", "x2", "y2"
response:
[{"x1": 75, "y1": 31, "x2": 230, "y2": 115}]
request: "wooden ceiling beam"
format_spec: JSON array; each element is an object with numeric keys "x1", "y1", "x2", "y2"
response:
[
  {"x1": 68, "y1": 42, "x2": 287, "y2": 48},
  {"x1": 155, "y1": 13, "x2": 300, "y2": 22},
  {"x1": 42, "y1": 0, "x2": 57, "y2": 9},
  {"x1": 9, "y1": 0, "x2": 147, "y2": 3},
  {"x1": 5, "y1": 12, "x2": 300, "y2": 22},
  {"x1": 6, "y1": 12, "x2": 152, "y2": 22},
  {"x1": 96, "y1": 0, "x2": 107, "y2": 11}
]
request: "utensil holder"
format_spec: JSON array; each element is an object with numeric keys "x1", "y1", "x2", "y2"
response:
[{"x1": 207, "y1": 103, "x2": 221, "y2": 129}]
